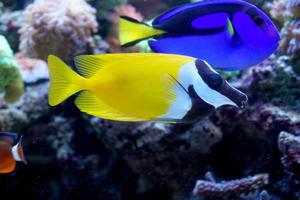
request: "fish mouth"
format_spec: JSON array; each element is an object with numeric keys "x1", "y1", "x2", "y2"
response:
[
  {"x1": 236, "y1": 95, "x2": 248, "y2": 108},
  {"x1": 220, "y1": 82, "x2": 248, "y2": 109}
]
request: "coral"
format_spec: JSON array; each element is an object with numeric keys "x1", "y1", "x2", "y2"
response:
[
  {"x1": 287, "y1": 0, "x2": 300, "y2": 18},
  {"x1": 0, "y1": 10, "x2": 23, "y2": 51},
  {"x1": 192, "y1": 173, "x2": 269, "y2": 199},
  {"x1": 15, "y1": 52, "x2": 48, "y2": 84},
  {"x1": 92, "y1": 0, "x2": 128, "y2": 21},
  {"x1": 129, "y1": 0, "x2": 172, "y2": 17},
  {"x1": 15, "y1": 82, "x2": 49, "y2": 122},
  {"x1": 268, "y1": 0, "x2": 289, "y2": 23},
  {"x1": 237, "y1": 56, "x2": 300, "y2": 108},
  {"x1": 278, "y1": 131, "x2": 300, "y2": 174},
  {"x1": 106, "y1": 4, "x2": 144, "y2": 53},
  {"x1": 87, "y1": 35, "x2": 109, "y2": 54},
  {"x1": 0, "y1": 108, "x2": 28, "y2": 132},
  {"x1": 274, "y1": 131, "x2": 300, "y2": 199},
  {"x1": 47, "y1": 116, "x2": 75, "y2": 160},
  {"x1": 4, "y1": 77, "x2": 24, "y2": 103},
  {"x1": 278, "y1": 0, "x2": 300, "y2": 70},
  {"x1": 19, "y1": 0, "x2": 98, "y2": 61},
  {"x1": 0, "y1": 35, "x2": 23, "y2": 103},
  {"x1": 0, "y1": 35, "x2": 19, "y2": 90},
  {"x1": 279, "y1": 20, "x2": 300, "y2": 61},
  {"x1": 109, "y1": 4, "x2": 144, "y2": 25},
  {"x1": 0, "y1": 81, "x2": 49, "y2": 134}
]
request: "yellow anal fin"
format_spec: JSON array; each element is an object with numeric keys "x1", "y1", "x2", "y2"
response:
[
  {"x1": 119, "y1": 16, "x2": 165, "y2": 47},
  {"x1": 75, "y1": 91, "x2": 145, "y2": 122}
]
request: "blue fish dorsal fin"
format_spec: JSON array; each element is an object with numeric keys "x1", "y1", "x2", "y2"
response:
[
  {"x1": 191, "y1": 13, "x2": 230, "y2": 30},
  {"x1": 153, "y1": 0, "x2": 251, "y2": 25}
]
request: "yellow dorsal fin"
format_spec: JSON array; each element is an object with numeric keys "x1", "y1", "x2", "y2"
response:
[
  {"x1": 75, "y1": 91, "x2": 144, "y2": 122},
  {"x1": 74, "y1": 55, "x2": 105, "y2": 78},
  {"x1": 119, "y1": 16, "x2": 165, "y2": 46}
]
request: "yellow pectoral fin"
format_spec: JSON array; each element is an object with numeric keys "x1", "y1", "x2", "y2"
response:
[{"x1": 75, "y1": 91, "x2": 145, "y2": 122}]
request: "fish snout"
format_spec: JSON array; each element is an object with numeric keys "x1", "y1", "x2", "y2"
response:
[{"x1": 236, "y1": 93, "x2": 248, "y2": 108}]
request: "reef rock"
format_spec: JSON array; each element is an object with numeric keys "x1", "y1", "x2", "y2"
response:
[{"x1": 90, "y1": 118, "x2": 222, "y2": 199}]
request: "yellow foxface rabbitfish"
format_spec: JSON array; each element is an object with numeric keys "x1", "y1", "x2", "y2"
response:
[
  {"x1": 0, "y1": 132, "x2": 26, "y2": 174},
  {"x1": 48, "y1": 54, "x2": 247, "y2": 122}
]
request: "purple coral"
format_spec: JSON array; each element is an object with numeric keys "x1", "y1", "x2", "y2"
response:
[
  {"x1": 19, "y1": 0, "x2": 98, "y2": 61},
  {"x1": 269, "y1": 0, "x2": 289, "y2": 23},
  {"x1": 287, "y1": 0, "x2": 300, "y2": 18},
  {"x1": 193, "y1": 173, "x2": 269, "y2": 198},
  {"x1": 278, "y1": 131, "x2": 300, "y2": 174}
]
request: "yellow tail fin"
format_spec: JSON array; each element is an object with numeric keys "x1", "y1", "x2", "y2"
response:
[
  {"x1": 119, "y1": 16, "x2": 165, "y2": 47},
  {"x1": 48, "y1": 55, "x2": 85, "y2": 106}
]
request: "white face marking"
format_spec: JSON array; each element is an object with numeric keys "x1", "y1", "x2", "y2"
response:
[
  {"x1": 12, "y1": 143, "x2": 22, "y2": 161},
  {"x1": 188, "y1": 62, "x2": 238, "y2": 108},
  {"x1": 178, "y1": 61, "x2": 237, "y2": 108},
  {"x1": 159, "y1": 61, "x2": 238, "y2": 120}
]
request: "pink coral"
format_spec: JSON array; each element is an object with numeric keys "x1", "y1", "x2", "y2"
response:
[
  {"x1": 19, "y1": 0, "x2": 98, "y2": 61},
  {"x1": 15, "y1": 52, "x2": 48, "y2": 83}
]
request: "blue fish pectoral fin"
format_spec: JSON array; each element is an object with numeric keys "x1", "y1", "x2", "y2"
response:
[
  {"x1": 227, "y1": 18, "x2": 235, "y2": 37},
  {"x1": 75, "y1": 91, "x2": 144, "y2": 122},
  {"x1": 119, "y1": 16, "x2": 166, "y2": 47}
]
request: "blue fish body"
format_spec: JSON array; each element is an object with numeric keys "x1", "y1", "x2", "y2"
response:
[{"x1": 120, "y1": 0, "x2": 280, "y2": 71}]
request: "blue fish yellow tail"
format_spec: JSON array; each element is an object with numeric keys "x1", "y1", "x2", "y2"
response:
[
  {"x1": 48, "y1": 55, "x2": 85, "y2": 106},
  {"x1": 119, "y1": 16, "x2": 165, "y2": 47}
]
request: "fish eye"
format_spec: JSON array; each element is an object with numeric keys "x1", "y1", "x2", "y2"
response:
[
  {"x1": 207, "y1": 74, "x2": 223, "y2": 89},
  {"x1": 253, "y1": 16, "x2": 264, "y2": 26}
]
